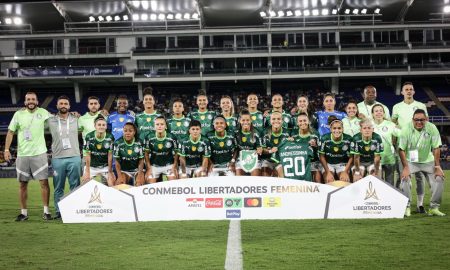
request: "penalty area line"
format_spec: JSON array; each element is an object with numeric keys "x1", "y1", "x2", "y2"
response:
[{"x1": 224, "y1": 220, "x2": 243, "y2": 270}]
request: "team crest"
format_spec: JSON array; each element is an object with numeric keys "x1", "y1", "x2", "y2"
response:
[
  {"x1": 36, "y1": 113, "x2": 42, "y2": 119},
  {"x1": 284, "y1": 117, "x2": 289, "y2": 123},
  {"x1": 146, "y1": 117, "x2": 151, "y2": 122},
  {"x1": 219, "y1": 141, "x2": 225, "y2": 148},
  {"x1": 134, "y1": 147, "x2": 140, "y2": 153},
  {"x1": 200, "y1": 115, "x2": 205, "y2": 120},
  {"x1": 176, "y1": 122, "x2": 181, "y2": 127},
  {"x1": 424, "y1": 132, "x2": 430, "y2": 138},
  {"x1": 242, "y1": 137, "x2": 247, "y2": 143},
  {"x1": 251, "y1": 115, "x2": 256, "y2": 121},
  {"x1": 119, "y1": 117, "x2": 124, "y2": 122},
  {"x1": 165, "y1": 142, "x2": 172, "y2": 148},
  {"x1": 239, "y1": 150, "x2": 258, "y2": 173},
  {"x1": 208, "y1": 114, "x2": 213, "y2": 120},
  {"x1": 333, "y1": 147, "x2": 339, "y2": 152},
  {"x1": 365, "y1": 146, "x2": 370, "y2": 152},
  {"x1": 104, "y1": 143, "x2": 110, "y2": 149},
  {"x1": 96, "y1": 144, "x2": 102, "y2": 150},
  {"x1": 227, "y1": 140, "x2": 232, "y2": 146},
  {"x1": 192, "y1": 146, "x2": 197, "y2": 151},
  {"x1": 158, "y1": 144, "x2": 163, "y2": 149},
  {"x1": 183, "y1": 121, "x2": 189, "y2": 127},
  {"x1": 258, "y1": 114, "x2": 263, "y2": 119},
  {"x1": 342, "y1": 145, "x2": 348, "y2": 151},
  {"x1": 198, "y1": 146, "x2": 204, "y2": 152},
  {"x1": 274, "y1": 139, "x2": 279, "y2": 145},
  {"x1": 382, "y1": 126, "x2": 388, "y2": 132},
  {"x1": 127, "y1": 149, "x2": 132, "y2": 155}
]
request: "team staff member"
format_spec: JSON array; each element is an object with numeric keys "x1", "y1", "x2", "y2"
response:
[
  {"x1": 187, "y1": 90, "x2": 216, "y2": 136},
  {"x1": 82, "y1": 116, "x2": 115, "y2": 186},
  {"x1": 179, "y1": 120, "x2": 211, "y2": 178},
  {"x1": 399, "y1": 109, "x2": 445, "y2": 217},
  {"x1": 78, "y1": 96, "x2": 105, "y2": 143},
  {"x1": 135, "y1": 88, "x2": 161, "y2": 143},
  {"x1": 47, "y1": 96, "x2": 81, "y2": 220},
  {"x1": 246, "y1": 93, "x2": 265, "y2": 136},
  {"x1": 107, "y1": 95, "x2": 135, "y2": 140},
  {"x1": 208, "y1": 115, "x2": 237, "y2": 176},
  {"x1": 5, "y1": 91, "x2": 52, "y2": 221},
  {"x1": 357, "y1": 85, "x2": 391, "y2": 120}
]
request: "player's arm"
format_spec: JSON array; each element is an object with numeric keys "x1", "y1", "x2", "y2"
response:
[
  {"x1": 276, "y1": 165, "x2": 284, "y2": 178},
  {"x1": 201, "y1": 157, "x2": 209, "y2": 176},
  {"x1": 179, "y1": 155, "x2": 187, "y2": 178},
  {"x1": 341, "y1": 156, "x2": 353, "y2": 182},
  {"x1": 353, "y1": 154, "x2": 362, "y2": 181},
  {"x1": 4, "y1": 130, "x2": 15, "y2": 162},
  {"x1": 144, "y1": 149, "x2": 152, "y2": 180},
  {"x1": 172, "y1": 153, "x2": 179, "y2": 179},
  {"x1": 433, "y1": 147, "x2": 444, "y2": 177},
  {"x1": 107, "y1": 151, "x2": 116, "y2": 186},
  {"x1": 135, "y1": 158, "x2": 145, "y2": 186},
  {"x1": 115, "y1": 159, "x2": 125, "y2": 185},
  {"x1": 373, "y1": 154, "x2": 381, "y2": 176},
  {"x1": 82, "y1": 151, "x2": 91, "y2": 182},
  {"x1": 319, "y1": 153, "x2": 333, "y2": 183}
]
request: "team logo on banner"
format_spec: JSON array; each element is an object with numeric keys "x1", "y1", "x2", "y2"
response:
[
  {"x1": 205, "y1": 198, "x2": 223, "y2": 208},
  {"x1": 186, "y1": 198, "x2": 204, "y2": 207},
  {"x1": 88, "y1": 186, "x2": 102, "y2": 204},
  {"x1": 263, "y1": 197, "x2": 281, "y2": 207},
  {"x1": 240, "y1": 150, "x2": 258, "y2": 173},
  {"x1": 364, "y1": 182, "x2": 379, "y2": 200},
  {"x1": 224, "y1": 198, "x2": 243, "y2": 208}
]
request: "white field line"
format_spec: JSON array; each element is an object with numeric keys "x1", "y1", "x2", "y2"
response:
[{"x1": 224, "y1": 220, "x2": 243, "y2": 270}]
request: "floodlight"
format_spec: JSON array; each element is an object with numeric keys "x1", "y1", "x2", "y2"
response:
[
  {"x1": 150, "y1": 14, "x2": 157, "y2": 21},
  {"x1": 13, "y1": 17, "x2": 22, "y2": 25},
  {"x1": 166, "y1": 14, "x2": 174, "y2": 20},
  {"x1": 312, "y1": 9, "x2": 319, "y2": 16},
  {"x1": 260, "y1": 11, "x2": 267, "y2": 17},
  {"x1": 183, "y1": 13, "x2": 190, "y2": 19},
  {"x1": 132, "y1": 14, "x2": 140, "y2": 20},
  {"x1": 286, "y1": 10, "x2": 293, "y2": 17},
  {"x1": 344, "y1": 9, "x2": 350, "y2": 14},
  {"x1": 89, "y1": 16, "x2": 95, "y2": 22},
  {"x1": 175, "y1": 13, "x2": 182, "y2": 19},
  {"x1": 123, "y1": 15, "x2": 129, "y2": 21},
  {"x1": 332, "y1": 9, "x2": 338, "y2": 15},
  {"x1": 361, "y1": 9, "x2": 367, "y2": 14},
  {"x1": 141, "y1": 13, "x2": 148, "y2": 20},
  {"x1": 353, "y1": 9, "x2": 359, "y2": 15},
  {"x1": 114, "y1": 15, "x2": 121, "y2": 21},
  {"x1": 322, "y1": 9, "x2": 329, "y2": 16},
  {"x1": 98, "y1": 16, "x2": 104, "y2": 21},
  {"x1": 444, "y1": 6, "x2": 450, "y2": 13},
  {"x1": 106, "y1": 16, "x2": 112, "y2": 21},
  {"x1": 303, "y1": 10, "x2": 310, "y2": 16},
  {"x1": 374, "y1": 8, "x2": 380, "y2": 14},
  {"x1": 158, "y1": 14, "x2": 165, "y2": 20},
  {"x1": 192, "y1": 13, "x2": 199, "y2": 19},
  {"x1": 269, "y1": 11, "x2": 276, "y2": 17},
  {"x1": 294, "y1": 10, "x2": 302, "y2": 16}
]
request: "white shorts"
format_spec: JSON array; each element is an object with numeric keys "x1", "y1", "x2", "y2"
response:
[
  {"x1": 180, "y1": 167, "x2": 204, "y2": 177},
  {"x1": 151, "y1": 165, "x2": 175, "y2": 179},
  {"x1": 311, "y1": 161, "x2": 321, "y2": 172},
  {"x1": 122, "y1": 170, "x2": 139, "y2": 178},
  {"x1": 236, "y1": 159, "x2": 262, "y2": 171},
  {"x1": 85, "y1": 166, "x2": 109, "y2": 177},
  {"x1": 210, "y1": 167, "x2": 235, "y2": 176},
  {"x1": 322, "y1": 163, "x2": 346, "y2": 174},
  {"x1": 352, "y1": 163, "x2": 380, "y2": 176},
  {"x1": 261, "y1": 159, "x2": 277, "y2": 170}
]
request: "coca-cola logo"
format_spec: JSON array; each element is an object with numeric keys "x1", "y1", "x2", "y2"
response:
[{"x1": 205, "y1": 198, "x2": 223, "y2": 208}]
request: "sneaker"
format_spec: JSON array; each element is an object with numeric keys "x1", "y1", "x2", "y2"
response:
[
  {"x1": 404, "y1": 207, "x2": 411, "y2": 217},
  {"x1": 53, "y1": 212, "x2": 61, "y2": 220},
  {"x1": 15, "y1": 214, "x2": 29, "y2": 221},
  {"x1": 42, "y1": 213, "x2": 52, "y2": 221},
  {"x1": 428, "y1": 208, "x2": 446, "y2": 217},
  {"x1": 416, "y1": 206, "x2": 426, "y2": 214}
]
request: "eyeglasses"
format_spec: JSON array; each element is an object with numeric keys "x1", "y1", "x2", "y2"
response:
[{"x1": 413, "y1": 118, "x2": 426, "y2": 122}]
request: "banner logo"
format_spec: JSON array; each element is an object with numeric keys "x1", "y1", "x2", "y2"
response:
[
  {"x1": 205, "y1": 198, "x2": 223, "y2": 208},
  {"x1": 364, "y1": 182, "x2": 379, "y2": 200},
  {"x1": 240, "y1": 150, "x2": 258, "y2": 173},
  {"x1": 263, "y1": 197, "x2": 281, "y2": 208},
  {"x1": 244, "y1": 197, "x2": 262, "y2": 207},
  {"x1": 186, "y1": 198, "x2": 204, "y2": 208},
  {"x1": 226, "y1": 210, "x2": 241, "y2": 218},
  {"x1": 88, "y1": 186, "x2": 102, "y2": 204},
  {"x1": 224, "y1": 198, "x2": 243, "y2": 208}
]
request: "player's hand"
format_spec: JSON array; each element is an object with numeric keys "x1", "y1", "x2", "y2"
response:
[
  {"x1": 358, "y1": 113, "x2": 367, "y2": 119},
  {"x1": 435, "y1": 166, "x2": 444, "y2": 178},
  {"x1": 309, "y1": 139, "x2": 317, "y2": 147},
  {"x1": 82, "y1": 173, "x2": 90, "y2": 183},
  {"x1": 271, "y1": 147, "x2": 278, "y2": 153},
  {"x1": 401, "y1": 167, "x2": 410, "y2": 181},
  {"x1": 172, "y1": 165, "x2": 179, "y2": 179},
  {"x1": 287, "y1": 137, "x2": 294, "y2": 141},
  {"x1": 326, "y1": 172, "x2": 335, "y2": 183},
  {"x1": 135, "y1": 172, "x2": 145, "y2": 186},
  {"x1": 116, "y1": 173, "x2": 126, "y2": 185},
  {"x1": 100, "y1": 109, "x2": 110, "y2": 117},
  {"x1": 263, "y1": 110, "x2": 269, "y2": 117},
  {"x1": 4, "y1": 151, "x2": 11, "y2": 162},
  {"x1": 107, "y1": 172, "x2": 116, "y2": 185},
  {"x1": 145, "y1": 170, "x2": 152, "y2": 180},
  {"x1": 256, "y1": 147, "x2": 263, "y2": 155},
  {"x1": 353, "y1": 173, "x2": 363, "y2": 182},
  {"x1": 70, "y1": 111, "x2": 81, "y2": 118},
  {"x1": 128, "y1": 110, "x2": 136, "y2": 117},
  {"x1": 340, "y1": 172, "x2": 350, "y2": 182}
]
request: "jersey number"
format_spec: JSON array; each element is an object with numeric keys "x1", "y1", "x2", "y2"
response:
[{"x1": 283, "y1": 156, "x2": 305, "y2": 177}]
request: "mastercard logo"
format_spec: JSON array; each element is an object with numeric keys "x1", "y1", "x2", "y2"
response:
[{"x1": 244, "y1": 197, "x2": 262, "y2": 208}]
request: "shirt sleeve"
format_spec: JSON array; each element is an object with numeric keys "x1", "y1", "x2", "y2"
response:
[
  {"x1": 8, "y1": 111, "x2": 19, "y2": 132},
  {"x1": 398, "y1": 128, "x2": 408, "y2": 151},
  {"x1": 113, "y1": 142, "x2": 120, "y2": 158},
  {"x1": 430, "y1": 124, "x2": 442, "y2": 149},
  {"x1": 203, "y1": 140, "x2": 211, "y2": 158}
]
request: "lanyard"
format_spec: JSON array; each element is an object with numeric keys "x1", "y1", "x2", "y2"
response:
[
  {"x1": 409, "y1": 127, "x2": 426, "y2": 149},
  {"x1": 58, "y1": 116, "x2": 70, "y2": 137}
]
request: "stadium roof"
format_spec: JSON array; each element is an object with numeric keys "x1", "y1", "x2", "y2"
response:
[{"x1": 0, "y1": 0, "x2": 449, "y2": 32}]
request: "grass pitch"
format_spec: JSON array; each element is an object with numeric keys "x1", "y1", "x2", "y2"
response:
[{"x1": 0, "y1": 172, "x2": 449, "y2": 269}]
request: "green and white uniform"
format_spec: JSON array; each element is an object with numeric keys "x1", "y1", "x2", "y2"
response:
[
  {"x1": 179, "y1": 136, "x2": 211, "y2": 176},
  {"x1": 319, "y1": 133, "x2": 353, "y2": 174},
  {"x1": 236, "y1": 130, "x2": 264, "y2": 171},
  {"x1": 135, "y1": 111, "x2": 161, "y2": 143},
  {"x1": 374, "y1": 120, "x2": 401, "y2": 165},
  {"x1": 78, "y1": 112, "x2": 101, "y2": 143},
  {"x1": 292, "y1": 131, "x2": 321, "y2": 172},
  {"x1": 342, "y1": 117, "x2": 361, "y2": 137},
  {"x1": 224, "y1": 115, "x2": 239, "y2": 135},
  {"x1": 145, "y1": 133, "x2": 177, "y2": 178},
  {"x1": 398, "y1": 121, "x2": 443, "y2": 209},
  {"x1": 351, "y1": 132, "x2": 383, "y2": 175},
  {"x1": 83, "y1": 131, "x2": 114, "y2": 178},
  {"x1": 113, "y1": 138, "x2": 144, "y2": 175},
  {"x1": 249, "y1": 111, "x2": 265, "y2": 136},
  {"x1": 187, "y1": 110, "x2": 216, "y2": 135},
  {"x1": 167, "y1": 116, "x2": 191, "y2": 147},
  {"x1": 207, "y1": 131, "x2": 236, "y2": 176},
  {"x1": 392, "y1": 100, "x2": 427, "y2": 129},
  {"x1": 261, "y1": 129, "x2": 290, "y2": 169},
  {"x1": 264, "y1": 110, "x2": 293, "y2": 132},
  {"x1": 272, "y1": 138, "x2": 314, "y2": 181},
  {"x1": 357, "y1": 101, "x2": 391, "y2": 120}
]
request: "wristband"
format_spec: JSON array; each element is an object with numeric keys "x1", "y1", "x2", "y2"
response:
[
  {"x1": 4, "y1": 149, "x2": 9, "y2": 152},
  {"x1": 230, "y1": 159, "x2": 236, "y2": 163}
]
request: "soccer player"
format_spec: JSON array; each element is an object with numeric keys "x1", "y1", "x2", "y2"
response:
[
  {"x1": 315, "y1": 93, "x2": 347, "y2": 136},
  {"x1": 392, "y1": 82, "x2": 428, "y2": 129},
  {"x1": 319, "y1": 117, "x2": 353, "y2": 183},
  {"x1": 179, "y1": 120, "x2": 211, "y2": 178},
  {"x1": 357, "y1": 85, "x2": 391, "y2": 120},
  {"x1": 113, "y1": 123, "x2": 145, "y2": 185},
  {"x1": 82, "y1": 116, "x2": 115, "y2": 186},
  {"x1": 291, "y1": 95, "x2": 317, "y2": 129},
  {"x1": 4, "y1": 91, "x2": 52, "y2": 221},
  {"x1": 342, "y1": 100, "x2": 361, "y2": 137},
  {"x1": 291, "y1": 113, "x2": 321, "y2": 183},
  {"x1": 145, "y1": 116, "x2": 178, "y2": 183},
  {"x1": 351, "y1": 119, "x2": 383, "y2": 181},
  {"x1": 261, "y1": 112, "x2": 290, "y2": 177},
  {"x1": 208, "y1": 115, "x2": 237, "y2": 176},
  {"x1": 220, "y1": 95, "x2": 238, "y2": 134},
  {"x1": 264, "y1": 93, "x2": 293, "y2": 132},
  {"x1": 246, "y1": 93, "x2": 265, "y2": 136},
  {"x1": 47, "y1": 96, "x2": 82, "y2": 219},
  {"x1": 187, "y1": 90, "x2": 216, "y2": 136},
  {"x1": 372, "y1": 104, "x2": 400, "y2": 186},
  {"x1": 235, "y1": 110, "x2": 264, "y2": 176},
  {"x1": 135, "y1": 88, "x2": 161, "y2": 143},
  {"x1": 78, "y1": 96, "x2": 105, "y2": 143},
  {"x1": 107, "y1": 95, "x2": 135, "y2": 140},
  {"x1": 399, "y1": 109, "x2": 445, "y2": 217},
  {"x1": 167, "y1": 98, "x2": 191, "y2": 144}
]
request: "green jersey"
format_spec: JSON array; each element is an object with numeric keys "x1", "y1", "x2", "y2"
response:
[
  {"x1": 78, "y1": 112, "x2": 101, "y2": 142},
  {"x1": 236, "y1": 130, "x2": 264, "y2": 151},
  {"x1": 374, "y1": 120, "x2": 401, "y2": 165},
  {"x1": 83, "y1": 131, "x2": 114, "y2": 168},
  {"x1": 271, "y1": 139, "x2": 313, "y2": 181},
  {"x1": 207, "y1": 131, "x2": 236, "y2": 167},
  {"x1": 351, "y1": 132, "x2": 383, "y2": 164},
  {"x1": 291, "y1": 131, "x2": 320, "y2": 163},
  {"x1": 187, "y1": 110, "x2": 216, "y2": 135},
  {"x1": 113, "y1": 138, "x2": 144, "y2": 172},
  {"x1": 224, "y1": 115, "x2": 239, "y2": 135},
  {"x1": 8, "y1": 107, "x2": 51, "y2": 157},
  {"x1": 398, "y1": 122, "x2": 441, "y2": 163},
  {"x1": 145, "y1": 133, "x2": 177, "y2": 167},
  {"x1": 318, "y1": 133, "x2": 353, "y2": 164},
  {"x1": 392, "y1": 100, "x2": 427, "y2": 129},
  {"x1": 357, "y1": 101, "x2": 391, "y2": 120},
  {"x1": 167, "y1": 115, "x2": 191, "y2": 144},
  {"x1": 249, "y1": 111, "x2": 265, "y2": 136},
  {"x1": 135, "y1": 111, "x2": 161, "y2": 142},
  {"x1": 179, "y1": 136, "x2": 211, "y2": 167},
  {"x1": 261, "y1": 129, "x2": 290, "y2": 160},
  {"x1": 342, "y1": 117, "x2": 361, "y2": 137},
  {"x1": 264, "y1": 110, "x2": 293, "y2": 131}
]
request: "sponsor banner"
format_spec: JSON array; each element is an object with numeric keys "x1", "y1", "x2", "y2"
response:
[
  {"x1": 124, "y1": 176, "x2": 338, "y2": 221},
  {"x1": 7, "y1": 66, "x2": 123, "y2": 78},
  {"x1": 325, "y1": 175, "x2": 408, "y2": 219},
  {"x1": 59, "y1": 180, "x2": 137, "y2": 223}
]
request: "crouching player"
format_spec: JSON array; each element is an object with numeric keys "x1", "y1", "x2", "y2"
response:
[
  {"x1": 179, "y1": 120, "x2": 211, "y2": 178},
  {"x1": 208, "y1": 115, "x2": 237, "y2": 176},
  {"x1": 351, "y1": 119, "x2": 383, "y2": 181},
  {"x1": 113, "y1": 123, "x2": 145, "y2": 185},
  {"x1": 319, "y1": 117, "x2": 353, "y2": 183},
  {"x1": 145, "y1": 116, "x2": 178, "y2": 183},
  {"x1": 82, "y1": 116, "x2": 115, "y2": 186}
]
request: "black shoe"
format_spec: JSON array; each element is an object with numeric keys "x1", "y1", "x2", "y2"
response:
[
  {"x1": 416, "y1": 206, "x2": 426, "y2": 214},
  {"x1": 53, "y1": 213, "x2": 61, "y2": 220},
  {"x1": 42, "y1": 213, "x2": 52, "y2": 220},
  {"x1": 15, "y1": 214, "x2": 29, "y2": 221}
]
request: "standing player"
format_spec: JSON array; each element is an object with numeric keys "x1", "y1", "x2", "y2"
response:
[
  {"x1": 291, "y1": 95, "x2": 317, "y2": 130},
  {"x1": 208, "y1": 115, "x2": 237, "y2": 176},
  {"x1": 246, "y1": 93, "x2": 265, "y2": 136},
  {"x1": 220, "y1": 95, "x2": 238, "y2": 135},
  {"x1": 82, "y1": 116, "x2": 115, "y2": 186},
  {"x1": 351, "y1": 119, "x2": 383, "y2": 181},
  {"x1": 78, "y1": 96, "x2": 104, "y2": 143},
  {"x1": 179, "y1": 120, "x2": 211, "y2": 178},
  {"x1": 342, "y1": 100, "x2": 361, "y2": 137},
  {"x1": 372, "y1": 104, "x2": 400, "y2": 186},
  {"x1": 4, "y1": 91, "x2": 52, "y2": 221},
  {"x1": 315, "y1": 93, "x2": 347, "y2": 136},
  {"x1": 399, "y1": 109, "x2": 445, "y2": 217},
  {"x1": 145, "y1": 117, "x2": 178, "y2": 183},
  {"x1": 357, "y1": 85, "x2": 391, "y2": 120},
  {"x1": 264, "y1": 94, "x2": 293, "y2": 133},
  {"x1": 135, "y1": 88, "x2": 161, "y2": 143},
  {"x1": 107, "y1": 95, "x2": 135, "y2": 140},
  {"x1": 167, "y1": 98, "x2": 191, "y2": 144},
  {"x1": 113, "y1": 123, "x2": 145, "y2": 185},
  {"x1": 319, "y1": 117, "x2": 353, "y2": 183},
  {"x1": 187, "y1": 90, "x2": 216, "y2": 136},
  {"x1": 235, "y1": 110, "x2": 264, "y2": 176},
  {"x1": 261, "y1": 112, "x2": 290, "y2": 177}
]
